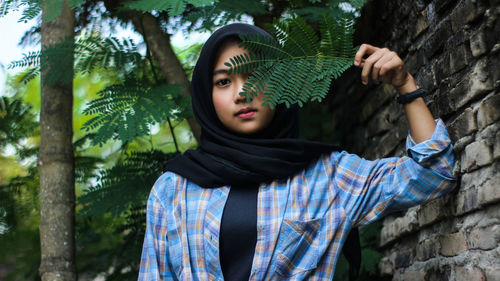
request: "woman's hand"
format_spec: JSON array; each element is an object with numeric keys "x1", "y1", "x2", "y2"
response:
[{"x1": 354, "y1": 44, "x2": 417, "y2": 94}]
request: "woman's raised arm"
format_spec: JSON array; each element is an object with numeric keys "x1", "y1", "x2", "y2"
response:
[{"x1": 354, "y1": 43, "x2": 436, "y2": 143}]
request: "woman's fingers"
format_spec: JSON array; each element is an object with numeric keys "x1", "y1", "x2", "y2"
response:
[
  {"x1": 372, "y1": 50, "x2": 394, "y2": 83},
  {"x1": 354, "y1": 44, "x2": 379, "y2": 66},
  {"x1": 355, "y1": 45, "x2": 408, "y2": 86},
  {"x1": 360, "y1": 49, "x2": 384, "y2": 85}
]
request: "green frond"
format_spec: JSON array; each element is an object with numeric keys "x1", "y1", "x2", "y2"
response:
[
  {"x1": 75, "y1": 155, "x2": 102, "y2": 184},
  {"x1": 8, "y1": 51, "x2": 41, "y2": 69},
  {"x1": 0, "y1": 0, "x2": 29, "y2": 17},
  {"x1": 19, "y1": 67, "x2": 40, "y2": 84},
  {"x1": 75, "y1": 36, "x2": 142, "y2": 74},
  {"x1": 9, "y1": 35, "x2": 145, "y2": 85},
  {"x1": 82, "y1": 78, "x2": 186, "y2": 146},
  {"x1": 228, "y1": 14, "x2": 356, "y2": 108},
  {"x1": 179, "y1": 0, "x2": 266, "y2": 32},
  {"x1": 124, "y1": 0, "x2": 214, "y2": 16},
  {"x1": 19, "y1": 2, "x2": 41, "y2": 22},
  {"x1": 78, "y1": 150, "x2": 176, "y2": 217},
  {"x1": 0, "y1": 97, "x2": 39, "y2": 148}
]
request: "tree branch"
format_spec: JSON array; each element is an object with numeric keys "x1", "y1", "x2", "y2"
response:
[{"x1": 129, "y1": 11, "x2": 201, "y2": 143}]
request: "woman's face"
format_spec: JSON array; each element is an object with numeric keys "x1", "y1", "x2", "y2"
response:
[{"x1": 212, "y1": 43, "x2": 276, "y2": 134}]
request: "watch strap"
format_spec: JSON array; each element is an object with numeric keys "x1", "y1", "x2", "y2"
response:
[{"x1": 397, "y1": 88, "x2": 427, "y2": 104}]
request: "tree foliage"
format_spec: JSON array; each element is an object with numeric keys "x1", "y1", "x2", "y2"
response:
[
  {"x1": 125, "y1": 0, "x2": 214, "y2": 16},
  {"x1": 81, "y1": 80, "x2": 186, "y2": 145}
]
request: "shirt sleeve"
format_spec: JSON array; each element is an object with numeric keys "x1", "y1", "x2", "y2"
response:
[
  {"x1": 138, "y1": 178, "x2": 170, "y2": 281},
  {"x1": 332, "y1": 118, "x2": 456, "y2": 226}
]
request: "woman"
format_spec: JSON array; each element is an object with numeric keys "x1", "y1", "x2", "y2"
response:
[{"x1": 138, "y1": 23, "x2": 455, "y2": 280}]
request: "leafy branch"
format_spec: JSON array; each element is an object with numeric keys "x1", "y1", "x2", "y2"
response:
[
  {"x1": 124, "y1": 0, "x2": 215, "y2": 16},
  {"x1": 81, "y1": 78, "x2": 188, "y2": 146},
  {"x1": 226, "y1": 15, "x2": 356, "y2": 108}
]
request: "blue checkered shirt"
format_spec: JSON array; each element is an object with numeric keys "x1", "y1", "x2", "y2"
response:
[{"x1": 139, "y1": 119, "x2": 455, "y2": 280}]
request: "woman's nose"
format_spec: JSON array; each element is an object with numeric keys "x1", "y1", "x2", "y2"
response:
[{"x1": 233, "y1": 77, "x2": 249, "y2": 103}]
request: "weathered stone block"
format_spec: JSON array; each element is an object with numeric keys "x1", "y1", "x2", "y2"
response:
[
  {"x1": 425, "y1": 264, "x2": 452, "y2": 281},
  {"x1": 417, "y1": 196, "x2": 449, "y2": 227},
  {"x1": 448, "y1": 58, "x2": 494, "y2": 111},
  {"x1": 367, "y1": 108, "x2": 393, "y2": 138},
  {"x1": 434, "y1": 0, "x2": 457, "y2": 14},
  {"x1": 495, "y1": 130, "x2": 500, "y2": 159},
  {"x1": 477, "y1": 94, "x2": 500, "y2": 129},
  {"x1": 485, "y1": 267, "x2": 500, "y2": 281},
  {"x1": 461, "y1": 140, "x2": 493, "y2": 172},
  {"x1": 394, "y1": 247, "x2": 415, "y2": 268},
  {"x1": 375, "y1": 129, "x2": 401, "y2": 158},
  {"x1": 406, "y1": 49, "x2": 428, "y2": 75},
  {"x1": 467, "y1": 224, "x2": 500, "y2": 250},
  {"x1": 416, "y1": 236, "x2": 440, "y2": 260},
  {"x1": 453, "y1": 134, "x2": 474, "y2": 153},
  {"x1": 479, "y1": 122, "x2": 500, "y2": 147},
  {"x1": 455, "y1": 186, "x2": 480, "y2": 215},
  {"x1": 449, "y1": 44, "x2": 470, "y2": 74},
  {"x1": 450, "y1": 0, "x2": 486, "y2": 32},
  {"x1": 401, "y1": 267, "x2": 426, "y2": 280},
  {"x1": 454, "y1": 266, "x2": 486, "y2": 281},
  {"x1": 378, "y1": 256, "x2": 393, "y2": 276},
  {"x1": 413, "y1": 8, "x2": 430, "y2": 39},
  {"x1": 359, "y1": 84, "x2": 394, "y2": 122},
  {"x1": 439, "y1": 232, "x2": 468, "y2": 256},
  {"x1": 448, "y1": 107, "x2": 477, "y2": 141},
  {"x1": 424, "y1": 20, "x2": 452, "y2": 58},
  {"x1": 478, "y1": 175, "x2": 500, "y2": 206},
  {"x1": 380, "y1": 208, "x2": 419, "y2": 246},
  {"x1": 433, "y1": 55, "x2": 451, "y2": 83},
  {"x1": 416, "y1": 68, "x2": 437, "y2": 96},
  {"x1": 470, "y1": 30, "x2": 488, "y2": 57},
  {"x1": 461, "y1": 162, "x2": 499, "y2": 190}
]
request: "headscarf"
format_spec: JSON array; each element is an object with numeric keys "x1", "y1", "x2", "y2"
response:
[{"x1": 163, "y1": 23, "x2": 340, "y2": 188}]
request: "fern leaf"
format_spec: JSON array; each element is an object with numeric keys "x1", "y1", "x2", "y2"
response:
[
  {"x1": 124, "y1": 0, "x2": 214, "y2": 16},
  {"x1": 82, "y1": 79, "x2": 186, "y2": 146},
  {"x1": 226, "y1": 14, "x2": 356, "y2": 108},
  {"x1": 78, "y1": 150, "x2": 176, "y2": 217},
  {"x1": 75, "y1": 36, "x2": 142, "y2": 74}
]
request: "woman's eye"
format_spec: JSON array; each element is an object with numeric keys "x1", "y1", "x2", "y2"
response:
[{"x1": 215, "y1": 78, "x2": 230, "y2": 87}]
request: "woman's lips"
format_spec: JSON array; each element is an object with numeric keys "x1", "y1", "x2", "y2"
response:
[
  {"x1": 235, "y1": 107, "x2": 257, "y2": 118},
  {"x1": 237, "y1": 111, "x2": 256, "y2": 118}
]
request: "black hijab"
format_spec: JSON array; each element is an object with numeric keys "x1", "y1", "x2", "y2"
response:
[{"x1": 164, "y1": 23, "x2": 340, "y2": 187}]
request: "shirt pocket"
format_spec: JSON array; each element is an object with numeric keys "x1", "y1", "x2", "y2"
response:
[
  {"x1": 166, "y1": 219, "x2": 184, "y2": 278},
  {"x1": 275, "y1": 218, "x2": 322, "y2": 277}
]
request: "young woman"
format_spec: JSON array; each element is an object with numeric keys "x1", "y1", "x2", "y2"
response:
[{"x1": 138, "y1": 23, "x2": 455, "y2": 280}]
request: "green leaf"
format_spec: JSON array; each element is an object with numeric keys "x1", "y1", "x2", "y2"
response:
[
  {"x1": 82, "y1": 79, "x2": 186, "y2": 146},
  {"x1": 226, "y1": 14, "x2": 355, "y2": 108},
  {"x1": 124, "y1": 0, "x2": 215, "y2": 16}
]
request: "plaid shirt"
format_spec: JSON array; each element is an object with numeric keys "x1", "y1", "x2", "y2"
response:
[{"x1": 139, "y1": 119, "x2": 455, "y2": 280}]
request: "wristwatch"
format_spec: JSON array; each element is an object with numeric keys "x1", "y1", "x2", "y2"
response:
[{"x1": 397, "y1": 88, "x2": 427, "y2": 104}]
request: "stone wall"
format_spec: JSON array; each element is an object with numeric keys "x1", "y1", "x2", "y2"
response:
[{"x1": 329, "y1": 0, "x2": 500, "y2": 280}]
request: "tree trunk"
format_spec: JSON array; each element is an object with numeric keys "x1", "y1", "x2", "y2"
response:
[
  {"x1": 129, "y1": 11, "x2": 201, "y2": 142},
  {"x1": 38, "y1": 1, "x2": 76, "y2": 280}
]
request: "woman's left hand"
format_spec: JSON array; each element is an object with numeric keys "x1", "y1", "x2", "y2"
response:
[{"x1": 354, "y1": 43, "x2": 414, "y2": 92}]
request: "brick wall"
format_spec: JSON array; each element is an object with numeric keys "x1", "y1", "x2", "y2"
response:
[{"x1": 330, "y1": 0, "x2": 500, "y2": 279}]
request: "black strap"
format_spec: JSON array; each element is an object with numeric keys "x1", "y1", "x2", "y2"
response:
[{"x1": 396, "y1": 88, "x2": 427, "y2": 104}]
